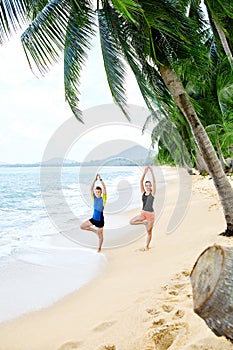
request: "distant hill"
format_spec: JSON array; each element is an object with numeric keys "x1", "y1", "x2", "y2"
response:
[
  {"x1": 0, "y1": 145, "x2": 156, "y2": 167},
  {"x1": 114, "y1": 145, "x2": 154, "y2": 160},
  {"x1": 40, "y1": 158, "x2": 79, "y2": 167},
  {"x1": 80, "y1": 145, "x2": 156, "y2": 166},
  {"x1": 0, "y1": 158, "x2": 79, "y2": 167}
]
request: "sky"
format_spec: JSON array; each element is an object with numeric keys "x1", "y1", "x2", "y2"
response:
[{"x1": 0, "y1": 28, "x2": 151, "y2": 164}]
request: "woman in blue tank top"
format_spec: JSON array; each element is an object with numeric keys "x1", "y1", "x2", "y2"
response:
[
  {"x1": 129, "y1": 166, "x2": 156, "y2": 250},
  {"x1": 80, "y1": 173, "x2": 107, "y2": 252}
]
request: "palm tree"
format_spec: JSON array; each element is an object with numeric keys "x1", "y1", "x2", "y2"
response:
[
  {"x1": 1, "y1": 0, "x2": 233, "y2": 235},
  {"x1": 153, "y1": 38, "x2": 233, "y2": 174},
  {"x1": 125, "y1": 0, "x2": 233, "y2": 235}
]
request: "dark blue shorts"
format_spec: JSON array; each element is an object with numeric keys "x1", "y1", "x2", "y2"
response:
[{"x1": 89, "y1": 218, "x2": 104, "y2": 228}]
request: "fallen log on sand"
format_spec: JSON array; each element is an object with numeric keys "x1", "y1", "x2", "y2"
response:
[{"x1": 190, "y1": 244, "x2": 233, "y2": 341}]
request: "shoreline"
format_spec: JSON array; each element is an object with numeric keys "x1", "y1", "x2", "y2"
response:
[{"x1": 0, "y1": 169, "x2": 233, "y2": 349}]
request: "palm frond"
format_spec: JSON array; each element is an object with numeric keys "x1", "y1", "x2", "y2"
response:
[
  {"x1": 136, "y1": 0, "x2": 210, "y2": 72},
  {"x1": 138, "y1": 1, "x2": 195, "y2": 43},
  {"x1": 0, "y1": 0, "x2": 26, "y2": 43},
  {"x1": 21, "y1": 0, "x2": 71, "y2": 75},
  {"x1": 216, "y1": 58, "x2": 233, "y2": 116},
  {"x1": 21, "y1": 0, "x2": 95, "y2": 120},
  {"x1": 151, "y1": 118, "x2": 193, "y2": 167},
  {"x1": 110, "y1": 0, "x2": 141, "y2": 22},
  {"x1": 102, "y1": 5, "x2": 170, "y2": 117},
  {"x1": 20, "y1": 0, "x2": 51, "y2": 20},
  {"x1": 188, "y1": 0, "x2": 210, "y2": 36},
  {"x1": 98, "y1": 5, "x2": 128, "y2": 119},
  {"x1": 204, "y1": 0, "x2": 233, "y2": 56},
  {"x1": 64, "y1": 0, "x2": 95, "y2": 121},
  {"x1": 220, "y1": 119, "x2": 233, "y2": 151}
]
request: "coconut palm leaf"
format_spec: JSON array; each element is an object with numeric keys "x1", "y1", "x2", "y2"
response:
[
  {"x1": 216, "y1": 59, "x2": 233, "y2": 116},
  {"x1": 137, "y1": 0, "x2": 207, "y2": 64},
  {"x1": 203, "y1": 0, "x2": 233, "y2": 62},
  {"x1": 98, "y1": 6, "x2": 128, "y2": 118},
  {"x1": 63, "y1": 0, "x2": 95, "y2": 120},
  {"x1": 101, "y1": 4, "x2": 173, "y2": 117},
  {"x1": 21, "y1": 0, "x2": 71, "y2": 74},
  {"x1": 109, "y1": 0, "x2": 141, "y2": 22},
  {"x1": 21, "y1": 0, "x2": 95, "y2": 120},
  {"x1": 220, "y1": 119, "x2": 233, "y2": 151},
  {"x1": 188, "y1": 0, "x2": 210, "y2": 33},
  {"x1": 98, "y1": 4, "x2": 155, "y2": 115},
  {"x1": 0, "y1": 0, "x2": 26, "y2": 43},
  {"x1": 151, "y1": 117, "x2": 193, "y2": 167}
]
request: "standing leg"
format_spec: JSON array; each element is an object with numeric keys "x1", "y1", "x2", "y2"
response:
[
  {"x1": 97, "y1": 227, "x2": 103, "y2": 253},
  {"x1": 145, "y1": 222, "x2": 154, "y2": 250}
]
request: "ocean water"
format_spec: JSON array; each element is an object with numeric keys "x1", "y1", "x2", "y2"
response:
[
  {"x1": 0, "y1": 166, "x2": 144, "y2": 258},
  {"x1": 0, "y1": 165, "x2": 156, "y2": 322}
]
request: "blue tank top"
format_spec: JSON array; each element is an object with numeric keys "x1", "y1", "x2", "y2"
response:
[{"x1": 93, "y1": 195, "x2": 105, "y2": 221}]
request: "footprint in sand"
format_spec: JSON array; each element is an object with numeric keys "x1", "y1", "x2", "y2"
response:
[
  {"x1": 58, "y1": 341, "x2": 81, "y2": 350},
  {"x1": 97, "y1": 345, "x2": 116, "y2": 350},
  {"x1": 161, "y1": 304, "x2": 174, "y2": 313},
  {"x1": 181, "y1": 270, "x2": 190, "y2": 277},
  {"x1": 165, "y1": 272, "x2": 191, "y2": 314},
  {"x1": 173, "y1": 270, "x2": 190, "y2": 280},
  {"x1": 161, "y1": 284, "x2": 169, "y2": 291},
  {"x1": 172, "y1": 283, "x2": 186, "y2": 290},
  {"x1": 151, "y1": 318, "x2": 166, "y2": 326},
  {"x1": 146, "y1": 308, "x2": 160, "y2": 316},
  {"x1": 168, "y1": 289, "x2": 179, "y2": 296},
  {"x1": 143, "y1": 269, "x2": 191, "y2": 350},
  {"x1": 164, "y1": 270, "x2": 192, "y2": 301},
  {"x1": 148, "y1": 322, "x2": 188, "y2": 350},
  {"x1": 93, "y1": 320, "x2": 116, "y2": 332},
  {"x1": 172, "y1": 309, "x2": 185, "y2": 319}
]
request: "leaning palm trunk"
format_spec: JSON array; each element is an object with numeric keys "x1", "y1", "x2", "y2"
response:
[
  {"x1": 212, "y1": 18, "x2": 233, "y2": 68},
  {"x1": 160, "y1": 66, "x2": 233, "y2": 235}
]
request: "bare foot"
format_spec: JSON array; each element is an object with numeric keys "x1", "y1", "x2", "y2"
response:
[{"x1": 137, "y1": 247, "x2": 150, "y2": 252}]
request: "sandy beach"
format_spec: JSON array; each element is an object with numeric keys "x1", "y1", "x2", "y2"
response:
[{"x1": 0, "y1": 167, "x2": 233, "y2": 350}]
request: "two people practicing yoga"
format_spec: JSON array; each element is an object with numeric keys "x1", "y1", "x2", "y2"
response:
[{"x1": 80, "y1": 166, "x2": 156, "y2": 252}]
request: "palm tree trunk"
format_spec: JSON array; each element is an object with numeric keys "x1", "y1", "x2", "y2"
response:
[
  {"x1": 159, "y1": 65, "x2": 233, "y2": 235},
  {"x1": 212, "y1": 18, "x2": 233, "y2": 68}
]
